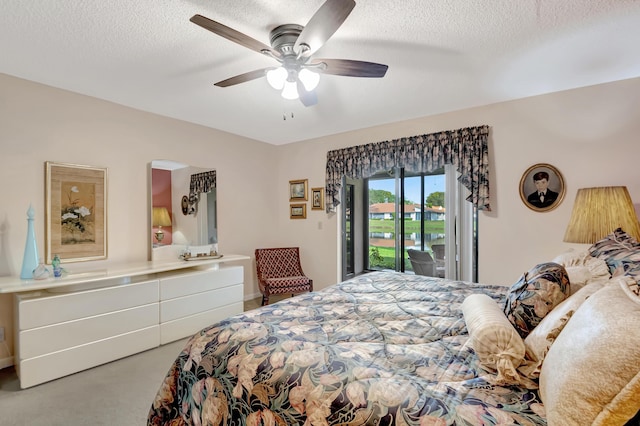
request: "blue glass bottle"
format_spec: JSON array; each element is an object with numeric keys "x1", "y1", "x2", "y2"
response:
[
  {"x1": 52, "y1": 254, "x2": 62, "y2": 278},
  {"x1": 20, "y1": 205, "x2": 39, "y2": 279}
]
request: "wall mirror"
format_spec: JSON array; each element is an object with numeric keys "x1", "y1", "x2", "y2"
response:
[{"x1": 149, "y1": 160, "x2": 217, "y2": 261}]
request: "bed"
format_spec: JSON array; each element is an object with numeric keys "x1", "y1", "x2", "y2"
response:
[{"x1": 148, "y1": 229, "x2": 640, "y2": 426}]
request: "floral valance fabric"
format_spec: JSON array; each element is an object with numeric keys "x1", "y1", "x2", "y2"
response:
[
  {"x1": 325, "y1": 125, "x2": 491, "y2": 212},
  {"x1": 187, "y1": 170, "x2": 216, "y2": 215}
]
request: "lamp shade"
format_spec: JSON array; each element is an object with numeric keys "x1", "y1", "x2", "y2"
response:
[
  {"x1": 298, "y1": 68, "x2": 320, "y2": 91},
  {"x1": 266, "y1": 67, "x2": 287, "y2": 90},
  {"x1": 563, "y1": 186, "x2": 640, "y2": 243},
  {"x1": 152, "y1": 207, "x2": 171, "y2": 227}
]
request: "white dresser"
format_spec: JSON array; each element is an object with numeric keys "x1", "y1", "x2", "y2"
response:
[{"x1": 0, "y1": 255, "x2": 248, "y2": 389}]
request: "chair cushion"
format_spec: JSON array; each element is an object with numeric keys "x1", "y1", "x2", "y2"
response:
[{"x1": 264, "y1": 276, "x2": 311, "y2": 294}]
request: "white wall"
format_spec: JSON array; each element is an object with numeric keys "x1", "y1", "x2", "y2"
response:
[
  {"x1": 2, "y1": 72, "x2": 639, "y2": 363},
  {"x1": 275, "y1": 77, "x2": 640, "y2": 289}
]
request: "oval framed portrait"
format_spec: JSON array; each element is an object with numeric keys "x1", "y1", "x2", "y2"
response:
[{"x1": 519, "y1": 163, "x2": 565, "y2": 212}]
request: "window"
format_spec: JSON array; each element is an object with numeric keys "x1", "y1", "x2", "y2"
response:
[{"x1": 343, "y1": 166, "x2": 477, "y2": 282}]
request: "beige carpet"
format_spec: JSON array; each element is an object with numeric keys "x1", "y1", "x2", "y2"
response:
[{"x1": 0, "y1": 338, "x2": 187, "y2": 426}]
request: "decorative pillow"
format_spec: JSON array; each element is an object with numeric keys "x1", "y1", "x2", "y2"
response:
[
  {"x1": 503, "y1": 262, "x2": 570, "y2": 338},
  {"x1": 553, "y1": 249, "x2": 611, "y2": 294},
  {"x1": 539, "y1": 277, "x2": 640, "y2": 425},
  {"x1": 564, "y1": 261, "x2": 610, "y2": 295},
  {"x1": 462, "y1": 294, "x2": 528, "y2": 386},
  {"x1": 552, "y1": 248, "x2": 592, "y2": 267},
  {"x1": 589, "y1": 227, "x2": 640, "y2": 276},
  {"x1": 519, "y1": 280, "x2": 606, "y2": 379}
]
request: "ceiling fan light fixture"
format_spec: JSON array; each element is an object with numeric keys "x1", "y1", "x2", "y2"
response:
[
  {"x1": 298, "y1": 68, "x2": 320, "y2": 91},
  {"x1": 266, "y1": 67, "x2": 287, "y2": 90},
  {"x1": 281, "y1": 80, "x2": 299, "y2": 100}
]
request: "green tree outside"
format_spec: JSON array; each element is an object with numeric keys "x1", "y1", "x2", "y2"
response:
[{"x1": 426, "y1": 191, "x2": 444, "y2": 207}]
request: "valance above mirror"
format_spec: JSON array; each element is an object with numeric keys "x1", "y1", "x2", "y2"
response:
[{"x1": 187, "y1": 170, "x2": 217, "y2": 215}]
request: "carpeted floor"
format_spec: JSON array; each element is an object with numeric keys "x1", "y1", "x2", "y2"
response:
[
  {"x1": 0, "y1": 295, "x2": 292, "y2": 426},
  {"x1": 0, "y1": 337, "x2": 187, "y2": 426}
]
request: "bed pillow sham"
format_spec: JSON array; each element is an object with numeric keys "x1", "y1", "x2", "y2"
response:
[
  {"x1": 519, "y1": 280, "x2": 606, "y2": 379},
  {"x1": 462, "y1": 293, "x2": 529, "y2": 386},
  {"x1": 552, "y1": 249, "x2": 610, "y2": 294},
  {"x1": 503, "y1": 262, "x2": 570, "y2": 338},
  {"x1": 539, "y1": 276, "x2": 640, "y2": 425},
  {"x1": 588, "y1": 227, "x2": 640, "y2": 278}
]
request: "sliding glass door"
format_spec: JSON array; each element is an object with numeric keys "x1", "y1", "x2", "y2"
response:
[{"x1": 362, "y1": 166, "x2": 477, "y2": 281}]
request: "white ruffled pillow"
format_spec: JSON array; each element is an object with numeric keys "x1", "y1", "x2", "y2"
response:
[
  {"x1": 552, "y1": 249, "x2": 610, "y2": 294},
  {"x1": 539, "y1": 276, "x2": 640, "y2": 424},
  {"x1": 519, "y1": 280, "x2": 606, "y2": 379},
  {"x1": 462, "y1": 294, "x2": 531, "y2": 386}
]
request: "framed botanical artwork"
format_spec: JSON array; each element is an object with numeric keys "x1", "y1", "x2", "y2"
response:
[
  {"x1": 290, "y1": 203, "x2": 307, "y2": 219},
  {"x1": 45, "y1": 161, "x2": 108, "y2": 263},
  {"x1": 311, "y1": 187, "x2": 325, "y2": 210},
  {"x1": 289, "y1": 179, "x2": 308, "y2": 202},
  {"x1": 519, "y1": 163, "x2": 565, "y2": 212}
]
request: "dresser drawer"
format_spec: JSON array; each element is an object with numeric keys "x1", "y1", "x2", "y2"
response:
[
  {"x1": 17, "y1": 280, "x2": 159, "y2": 330},
  {"x1": 19, "y1": 303, "x2": 159, "y2": 359},
  {"x1": 160, "y1": 283, "x2": 242, "y2": 322},
  {"x1": 18, "y1": 326, "x2": 159, "y2": 389},
  {"x1": 159, "y1": 266, "x2": 242, "y2": 300},
  {"x1": 160, "y1": 302, "x2": 243, "y2": 344}
]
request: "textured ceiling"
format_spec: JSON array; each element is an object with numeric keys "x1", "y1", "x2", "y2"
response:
[{"x1": 1, "y1": 0, "x2": 639, "y2": 145}]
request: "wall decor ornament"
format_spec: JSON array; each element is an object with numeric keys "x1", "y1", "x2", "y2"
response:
[
  {"x1": 289, "y1": 179, "x2": 308, "y2": 202},
  {"x1": 45, "y1": 161, "x2": 108, "y2": 263},
  {"x1": 290, "y1": 203, "x2": 307, "y2": 219},
  {"x1": 311, "y1": 187, "x2": 325, "y2": 210},
  {"x1": 519, "y1": 163, "x2": 565, "y2": 212}
]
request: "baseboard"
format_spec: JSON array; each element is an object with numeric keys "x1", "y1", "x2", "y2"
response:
[
  {"x1": 0, "y1": 356, "x2": 14, "y2": 370},
  {"x1": 244, "y1": 292, "x2": 261, "y2": 302}
]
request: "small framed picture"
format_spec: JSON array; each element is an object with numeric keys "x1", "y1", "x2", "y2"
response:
[
  {"x1": 45, "y1": 161, "x2": 108, "y2": 263},
  {"x1": 289, "y1": 179, "x2": 308, "y2": 202},
  {"x1": 311, "y1": 187, "x2": 324, "y2": 210},
  {"x1": 519, "y1": 163, "x2": 565, "y2": 212},
  {"x1": 290, "y1": 203, "x2": 307, "y2": 219}
]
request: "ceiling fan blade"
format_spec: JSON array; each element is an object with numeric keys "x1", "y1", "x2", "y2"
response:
[
  {"x1": 294, "y1": 0, "x2": 356, "y2": 58},
  {"x1": 191, "y1": 14, "x2": 280, "y2": 58},
  {"x1": 311, "y1": 59, "x2": 388, "y2": 78},
  {"x1": 297, "y1": 80, "x2": 318, "y2": 107},
  {"x1": 214, "y1": 68, "x2": 270, "y2": 87}
]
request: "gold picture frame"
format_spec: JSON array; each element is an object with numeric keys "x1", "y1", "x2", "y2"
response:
[
  {"x1": 290, "y1": 203, "x2": 307, "y2": 219},
  {"x1": 289, "y1": 179, "x2": 308, "y2": 201},
  {"x1": 519, "y1": 163, "x2": 565, "y2": 212},
  {"x1": 45, "y1": 161, "x2": 108, "y2": 263},
  {"x1": 311, "y1": 187, "x2": 325, "y2": 210}
]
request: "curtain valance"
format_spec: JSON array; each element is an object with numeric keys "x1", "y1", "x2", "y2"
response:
[
  {"x1": 325, "y1": 125, "x2": 491, "y2": 212},
  {"x1": 187, "y1": 170, "x2": 217, "y2": 215}
]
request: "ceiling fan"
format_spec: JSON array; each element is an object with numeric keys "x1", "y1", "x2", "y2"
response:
[{"x1": 190, "y1": 0, "x2": 388, "y2": 107}]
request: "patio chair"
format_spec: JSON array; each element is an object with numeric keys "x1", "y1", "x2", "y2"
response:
[
  {"x1": 255, "y1": 247, "x2": 313, "y2": 305},
  {"x1": 407, "y1": 249, "x2": 437, "y2": 276},
  {"x1": 430, "y1": 244, "x2": 446, "y2": 278}
]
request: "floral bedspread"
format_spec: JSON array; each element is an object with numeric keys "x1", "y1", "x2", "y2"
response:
[{"x1": 147, "y1": 271, "x2": 546, "y2": 425}]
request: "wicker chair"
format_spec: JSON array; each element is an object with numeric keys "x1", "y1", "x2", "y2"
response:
[{"x1": 255, "y1": 247, "x2": 313, "y2": 305}]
